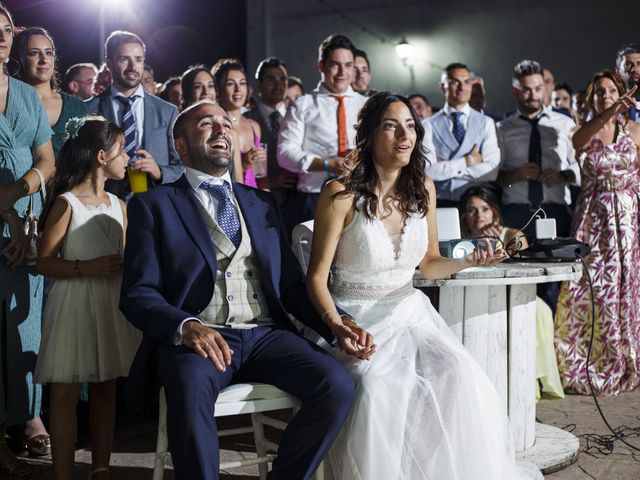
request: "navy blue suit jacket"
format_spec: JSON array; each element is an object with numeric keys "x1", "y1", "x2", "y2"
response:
[{"x1": 120, "y1": 176, "x2": 333, "y2": 412}]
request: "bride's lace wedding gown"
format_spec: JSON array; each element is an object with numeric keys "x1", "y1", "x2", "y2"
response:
[{"x1": 325, "y1": 205, "x2": 542, "y2": 480}]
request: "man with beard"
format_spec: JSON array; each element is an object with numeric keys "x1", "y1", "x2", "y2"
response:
[
  {"x1": 496, "y1": 59, "x2": 579, "y2": 240},
  {"x1": 86, "y1": 30, "x2": 182, "y2": 198},
  {"x1": 616, "y1": 43, "x2": 640, "y2": 122},
  {"x1": 120, "y1": 100, "x2": 366, "y2": 480}
]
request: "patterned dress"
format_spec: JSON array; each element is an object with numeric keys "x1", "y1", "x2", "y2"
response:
[{"x1": 555, "y1": 121, "x2": 640, "y2": 395}]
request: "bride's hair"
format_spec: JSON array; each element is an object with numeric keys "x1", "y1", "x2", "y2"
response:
[{"x1": 336, "y1": 91, "x2": 430, "y2": 219}]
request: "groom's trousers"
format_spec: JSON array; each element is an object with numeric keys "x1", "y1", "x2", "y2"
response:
[{"x1": 157, "y1": 325, "x2": 355, "y2": 480}]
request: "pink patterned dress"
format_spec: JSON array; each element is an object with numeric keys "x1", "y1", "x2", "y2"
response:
[{"x1": 555, "y1": 121, "x2": 640, "y2": 395}]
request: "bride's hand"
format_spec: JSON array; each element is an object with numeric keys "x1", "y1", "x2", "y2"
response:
[
  {"x1": 462, "y1": 238, "x2": 507, "y2": 268},
  {"x1": 329, "y1": 316, "x2": 376, "y2": 360}
]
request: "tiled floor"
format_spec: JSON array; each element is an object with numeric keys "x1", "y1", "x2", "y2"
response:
[{"x1": 4, "y1": 389, "x2": 640, "y2": 479}]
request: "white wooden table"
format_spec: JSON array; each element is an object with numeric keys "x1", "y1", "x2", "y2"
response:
[{"x1": 413, "y1": 262, "x2": 582, "y2": 474}]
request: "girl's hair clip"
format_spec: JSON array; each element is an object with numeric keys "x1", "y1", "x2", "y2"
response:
[{"x1": 65, "y1": 116, "x2": 87, "y2": 140}]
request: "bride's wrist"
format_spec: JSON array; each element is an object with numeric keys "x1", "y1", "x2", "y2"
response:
[
  {"x1": 321, "y1": 309, "x2": 344, "y2": 329},
  {"x1": 457, "y1": 256, "x2": 473, "y2": 269}
]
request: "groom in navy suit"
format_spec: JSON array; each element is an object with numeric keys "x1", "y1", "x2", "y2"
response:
[{"x1": 120, "y1": 100, "x2": 366, "y2": 480}]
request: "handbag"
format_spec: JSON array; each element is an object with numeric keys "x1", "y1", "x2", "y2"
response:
[{"x1": 20, "y1": 167, "x2": 46, "y2": 261}]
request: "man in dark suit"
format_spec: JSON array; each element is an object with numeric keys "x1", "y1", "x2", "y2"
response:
[
  {"x1": 86, "y1": 30, "x2": 183, "y2": 198},
  {"x1": 244, "y1": 57, "x2": 299, "y2": 235},
  {"x1": 121, "y1": 100, "x2": 371, "y2": 480}
]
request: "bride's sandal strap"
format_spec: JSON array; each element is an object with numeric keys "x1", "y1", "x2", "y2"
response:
[{"x1": 89, "y1": 467, "x2": 110, "y2": 478}]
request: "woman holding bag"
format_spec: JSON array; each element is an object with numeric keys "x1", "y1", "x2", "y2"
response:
[{"x1": 0, "y1": 3, "x2": 55, "y2": 475}]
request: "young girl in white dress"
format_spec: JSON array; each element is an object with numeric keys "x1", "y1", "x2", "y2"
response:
[
  {"x1": 307, "y1": 93, "x2": 542, "y2": 480},
  {"x1": 35, "y1": 117, "x2": 142, "y2": 480}
]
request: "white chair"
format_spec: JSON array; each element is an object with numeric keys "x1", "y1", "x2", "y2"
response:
[
  {"x1": 435, "y1": 207, "x2": 461, "y2": 240},
  {"x1": 153, "y1": 383, "x2": 324, "y2": 480},
  {"x1": 291, "y1": 209, "x2": 461, "y2": 270}
]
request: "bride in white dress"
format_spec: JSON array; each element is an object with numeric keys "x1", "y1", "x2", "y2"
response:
[{"x1": 306, "y1": 92, "x2": 542, "y2": 480}]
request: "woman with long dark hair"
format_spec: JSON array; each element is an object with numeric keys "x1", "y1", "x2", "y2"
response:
[
  {"x1": 0, "y1": 4, "x2": 56, "y2": 476},
  {"x1": 306, "y1": 92, "x2": 541, "y2": 479},
  {"x1": 555, "y1": 71, "x2": 640, "y2": 395},
  {"x1": 180, "y1": 64, "x2": 215, "y2": 109},
  {"x1": 211, "y1": 58, "x2": 266, "y2": 187},
  {"x1": 459, "y1": 185, "x2": 565, "y2": 400},
  {"x1": 10, "y1": 27, "x2": 86, "y2": 158}
]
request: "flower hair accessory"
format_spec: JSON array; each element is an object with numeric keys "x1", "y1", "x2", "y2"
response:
[{"x1": 65, "y1": 117, "x2": 87, "y2": 139}]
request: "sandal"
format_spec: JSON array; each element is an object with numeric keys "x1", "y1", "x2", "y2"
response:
[
  {"x1": 24, "y1": 434, "x2": 51, "y2": 457},
  {"x1": 0, "y1": 458, "x2": 36, "y2": 477},
  {"x1": 89, "y1": 467, "x2": 110, "y2": 478}
]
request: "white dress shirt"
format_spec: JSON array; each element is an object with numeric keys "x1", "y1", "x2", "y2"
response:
[
  {"x1": 422, "y1": 103, "x2": 500, "y2": 182},
  {"x1": 277, "y1": 82, "x2": 367, "y2": 193},
  {"x1": 110, "y1": 84, "x2": 145, "y2": 150},
  {"x1": 497, "y1": 107, "x2": 579, "y2": 205}
]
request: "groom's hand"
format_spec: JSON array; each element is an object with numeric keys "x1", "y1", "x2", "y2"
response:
[
  {"x1": 182, "y1": 321, "x2": 234, "y2": 372},
  {"x1": 332, "y1": 317, "x2": 376, "y2": 361}
]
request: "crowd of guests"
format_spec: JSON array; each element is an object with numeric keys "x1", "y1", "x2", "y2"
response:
[{"x1": 0, "y1": 0, "x2": 639, "y2": 476}]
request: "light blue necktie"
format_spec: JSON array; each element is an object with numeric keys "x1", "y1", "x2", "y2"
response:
[
  {"x1": 451, "y1": 111, "x2": 465, "y2": 145},
  {"x1": 116, "y1": 95, "x2": 140, "y2": 157},
  {"x1": 200, "y1": 181, "x2": 242, "y2": 248}
]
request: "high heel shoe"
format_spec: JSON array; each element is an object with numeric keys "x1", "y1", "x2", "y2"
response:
[{"x1": 24, "y1": 434, "x2": 51, "y2": 457}]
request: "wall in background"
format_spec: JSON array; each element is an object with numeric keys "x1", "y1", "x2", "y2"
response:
[
  {"x1": 246, "y1": 0, "x2": 636, "y2": 114},
  {"x1": 6, "y1": 0, "x2": 245, "y2": 84}
]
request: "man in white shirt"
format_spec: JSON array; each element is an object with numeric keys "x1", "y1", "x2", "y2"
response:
[
  {"x1": 278, "y1": 34, "x2": 367, "y2": 223},
  {"x1": 497, "y1": 59, "x2": 579, "y2": 239},
  {"x1": 422, "y1": 62, "x2": 500, "y2": 208},
  {"x1": 616, "y1": 44, "x2": 640, "y2": 122}
]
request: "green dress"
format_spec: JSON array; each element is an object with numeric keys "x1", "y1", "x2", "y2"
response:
[
  {"x1": 51, "y1": 92, "x2": 87, "y2": 158},
  {"x1": 0, "y1": 77, "x2": 52, "y2": 426}
]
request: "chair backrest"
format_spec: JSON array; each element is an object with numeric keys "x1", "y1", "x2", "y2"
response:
[
  {"x1": 292, "y1": 210, "x2": 462, "y2": 270},
  {"x1": 435, "y1": 208, "x2": 461, "y2": 240},
  {"x1": 292, "y1": 219, "x2": 315, "y2": 274}
]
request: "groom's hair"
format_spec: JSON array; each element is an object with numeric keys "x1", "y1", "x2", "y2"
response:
[{"x1": 172, "y1": 99, "x2": 218, "y2": 144}]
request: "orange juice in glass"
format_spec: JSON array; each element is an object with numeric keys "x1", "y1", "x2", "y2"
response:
[{"x1": 127, "y1": 158, "x2": 148, "y2": 193}]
